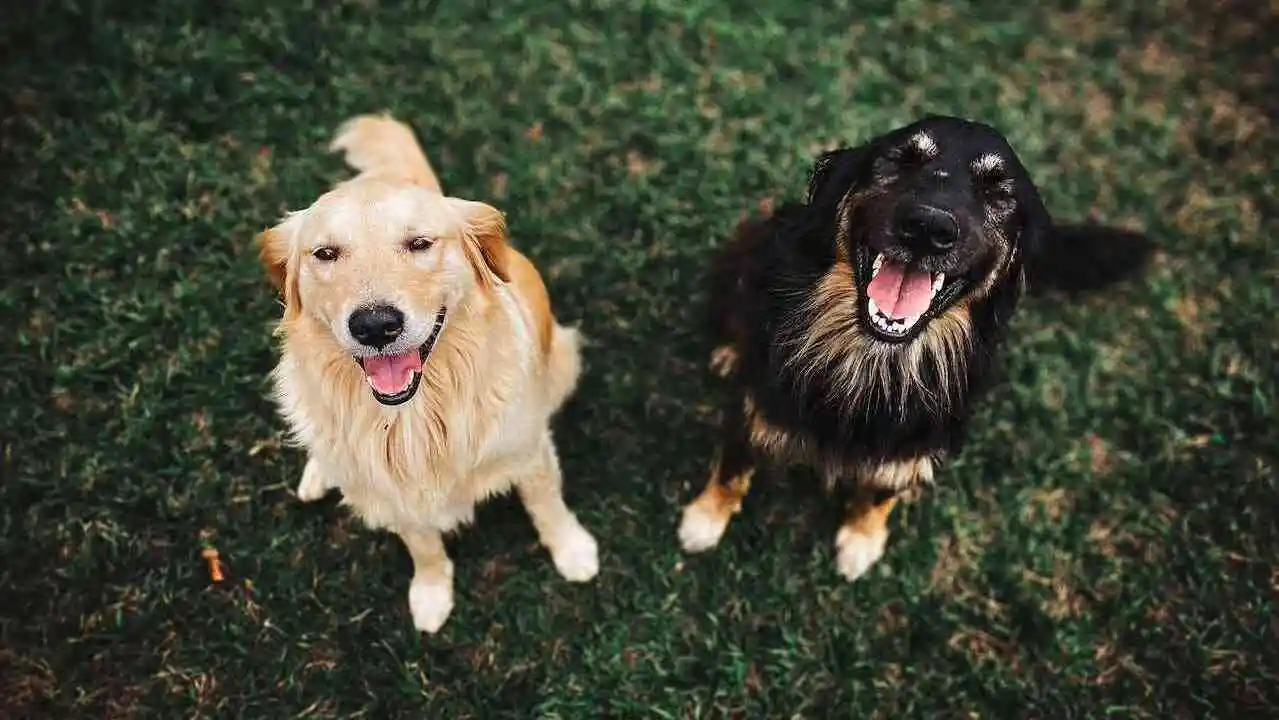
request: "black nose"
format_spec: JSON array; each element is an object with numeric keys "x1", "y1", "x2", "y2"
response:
[
  {"x1": 897, "y1": 205, "x2": 960, "y2": 253},
  {"x1": 347, "y1": 305, "x2": 405, "y2": 349}
]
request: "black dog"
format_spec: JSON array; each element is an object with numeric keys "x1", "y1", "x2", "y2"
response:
[{"x1": 677, "y1": 115, "x2": 1152, "y2": 580}]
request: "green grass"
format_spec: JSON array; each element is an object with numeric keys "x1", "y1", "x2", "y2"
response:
[{"x1": 1, "y1": 0, "x2": 1275, "y2": 717}]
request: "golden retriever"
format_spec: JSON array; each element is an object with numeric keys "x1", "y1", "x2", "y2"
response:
[{"x1": 257, "y1": 114, "x2": 599, "y2": 633}]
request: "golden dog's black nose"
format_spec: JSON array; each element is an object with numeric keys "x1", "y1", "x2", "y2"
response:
[
  {"x1": 348, "y1": 305, "x2": 405, "y2": 349},
  {"x1": 898, "y1": 205, "x2": 959, "y2": 254}
]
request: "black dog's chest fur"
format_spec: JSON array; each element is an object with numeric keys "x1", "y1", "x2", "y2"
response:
[{"x1": 709, "y1": 205, "x2": 1020, "y2": 479}]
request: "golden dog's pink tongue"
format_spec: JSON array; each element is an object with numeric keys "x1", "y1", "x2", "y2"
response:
[
  {"x1": 361, "y1": 351, "x2": 422, "y2": 395},
  {"x1": 867, "y1": 260, "x2": 933, "y2": 319}
]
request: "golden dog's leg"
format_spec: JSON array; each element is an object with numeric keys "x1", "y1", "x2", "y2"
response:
[
  {"x1": 678, "y1": 402, "x2": 756, "y2": 553},
  {"x1": 295, "y1": 457, "x2": 336, "y2": 503},
  {"x1": 516, "y1": 435, "x2": 600, "y2": 582},
  {"x1": 399, "y1": 529, "x2": 454, "y2": 633},
  {"x1": 832, "y1": 457, "x2": 930, "y2": 581}
]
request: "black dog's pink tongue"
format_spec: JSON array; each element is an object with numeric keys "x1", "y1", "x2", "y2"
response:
[
  {"x1": 867, "y1": 260, "x2": 932, "y2": 319},
  {"x1": 361, "y1": 351, "x2": 422, "y2": 395}
]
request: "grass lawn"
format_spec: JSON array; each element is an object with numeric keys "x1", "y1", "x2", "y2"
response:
[{"x1": 1, "y1": 0, "x2": 1275, "y2": 716}]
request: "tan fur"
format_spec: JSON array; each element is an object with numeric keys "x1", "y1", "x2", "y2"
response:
[
  {"x1": 505, "y1": 249, "x2": 555, "y2": 355},
  {"x1": 841, "y1": 487, "x2": 899, "y2": 537},
  {"x1": 709, "y1": 345, "x2": 739, "y2": 378},
  {"x1": 695, "y1": 454, "x2": 754, "y2": 515},
  {"x1": 260, "y1": 114, "x2": 597, "y2": 633},
  {"x1": 832, "y1": 487, "x2": 901, "y2": 581},
  {"x1": 677, "y1": 455, "x2": 755, "y2": 553},
  {"x1": 780, "y1": 259, "x2": 974, "y2": 422}
]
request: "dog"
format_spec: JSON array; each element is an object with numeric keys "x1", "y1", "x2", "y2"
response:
[
  {"x1": 677, "y1": 114, "x2": 1152, "y2": 580},
  {"x1": 257, "y1": 114, "x2": 599, "y2": 633}
]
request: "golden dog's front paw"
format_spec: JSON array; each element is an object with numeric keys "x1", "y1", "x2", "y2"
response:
[
  {"x1": 548, "y1": 522, "x2": 600, "y2": 582},
  {"x1": 296, "y1": 458, "x2": 334, "y2": 503},
  {"x1": 408, "y1": 573, "x2": 454, "y2": 634}
]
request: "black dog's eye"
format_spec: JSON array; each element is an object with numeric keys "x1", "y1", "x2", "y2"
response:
[
  {"x1": 312, "y1": 246, "x2": 341, "y2": 262},
  {"x1": 875, "y1": 146, "x2": 922, "y2": 176},
  {"x1": 891, "y1": 144, "x2": 929, "y2": 167},
  {"x1": 985, "y1": 179, "x2": 1016, "y2": 203},
  {"x1": 405, "y1": 235, "x2": 435, "y2": 252}
]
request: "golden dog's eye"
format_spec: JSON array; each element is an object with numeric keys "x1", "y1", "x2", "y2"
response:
[
  {"x1": 312, "y1": 246, "x2": 341, "y2": 262},
  {"x1": 406, "y1": 235, "x2": 434, "y2": 252}
]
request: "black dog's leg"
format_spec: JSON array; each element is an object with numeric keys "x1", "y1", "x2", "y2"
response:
[
  {"x1": 831, "y1": 457, "x2": 931, "y2": 581},
  {"x1": 678, "y1": 398, "x2": 757, "y2": 553}
]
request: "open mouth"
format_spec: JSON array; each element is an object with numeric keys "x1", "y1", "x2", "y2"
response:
[
  {"x1": 354, "y1": 308, "x2": 447, "y2": 406},
  {"x1": 859, "y1": 251, "x2": 964, "y2": 341}
]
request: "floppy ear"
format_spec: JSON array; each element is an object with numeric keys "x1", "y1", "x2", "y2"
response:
[
  {"x1": 449, "y1": 198, "x2": 511, "y2": 287},
  {"x1": 255, "y1": 215, "x2": 303, "y2": 320},
  {"x1": 1012, "y1": 180, "x2": 1053, "y2": 278},
  {"x1": 257, "y1": 226, "x2": 289, "y2": 290},
  {"x1": 806, "y1": 143, "x2": 877, "y2": 209}
]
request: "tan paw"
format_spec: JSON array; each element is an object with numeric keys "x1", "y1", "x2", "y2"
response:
[
  {"x1": 678, "y1": 500, "x2": 731, "y2": 553},
  {"x1": 834, "y1": 525, "x2": 889, "y2": 582}
]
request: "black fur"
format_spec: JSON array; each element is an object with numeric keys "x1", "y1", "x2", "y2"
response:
[
  {"x1": 1025, "y1": 223, "x2": 1154, "y2": 296},
  {"x1": 704, "y1": 115, "x2": 1153, "y2": 490}
]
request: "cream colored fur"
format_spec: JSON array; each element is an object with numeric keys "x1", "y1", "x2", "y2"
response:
[{"x1": 259, "y1": 114, "x2": 598, "y2": 634}]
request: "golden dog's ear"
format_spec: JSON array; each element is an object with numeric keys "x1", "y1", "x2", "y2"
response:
[
  {"x1": 451, "y1": 198, "x2": 511, "y2": 287},
  {"x1": 255, "y1": 216, "x2": 303, "y2": 319},
  {"x1": 257, "y1": 226, "x2": 289, "y2": 290}
]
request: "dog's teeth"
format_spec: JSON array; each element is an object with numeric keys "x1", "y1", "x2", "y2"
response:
[
  {"x1": 872, "y1": 253, "x2": 884, "y2": 275},
  {"x1": 932, "y1": 273, "x2": 945, "y2": 293},
  {"x1": 905, "y1": 314, "x2": 920, "y2": 326},
  {"x1": 867, "y1": 297, "x2": 880, "y2": 317}
]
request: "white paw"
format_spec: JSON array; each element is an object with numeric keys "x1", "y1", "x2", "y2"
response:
[
  {"x1": 296, "y1": 459, "x2": 333, "y2": 503},
  {"x1": 548, "y1": 522, "x2": 599, "y2": 582},
  {"x1": 408, "y1": 573, "x2": 454, "y2": 634},
  {"x1": 834, "y1": 526, "x2": 888, "y2": 582},
  {"x1": 678, "y1": 501, "x2": 730, "y2": 554}
]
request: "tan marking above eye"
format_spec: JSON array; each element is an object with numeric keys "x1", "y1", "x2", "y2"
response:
[
  {"x1": 970, "y1": 153, "x2": 1004, "y2": 174},
  {"x1": 908, "y1": 132, "x2": 939, "y2": 157}
]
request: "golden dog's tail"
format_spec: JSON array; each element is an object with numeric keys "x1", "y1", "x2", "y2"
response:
[
  {"x1": 546, "y1": 325, "x2": 583, "y2": 413},
  {"x1": 330, "y1": 114, "x2": 443, "y2": 193}
]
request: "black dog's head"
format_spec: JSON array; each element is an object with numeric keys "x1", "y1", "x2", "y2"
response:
[{"x1": 807, "y1": 115, "x2": 1050, "y2": 343}]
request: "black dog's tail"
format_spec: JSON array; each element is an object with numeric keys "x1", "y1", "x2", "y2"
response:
[{"x1": 1024, "y1": 224, "x2": 1155, "y2": 296}]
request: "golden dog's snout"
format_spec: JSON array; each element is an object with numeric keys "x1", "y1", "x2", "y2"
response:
[{"x1": 348, "y1": 304, "x2": 405, "y2": 349}]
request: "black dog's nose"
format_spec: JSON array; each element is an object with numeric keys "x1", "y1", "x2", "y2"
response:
[
  {"x1": 348, "y1": 305, "x2": 405, "y2": 349},
  {"x1": 897, "y1": 205, "x2": 960, "y2": 253}
]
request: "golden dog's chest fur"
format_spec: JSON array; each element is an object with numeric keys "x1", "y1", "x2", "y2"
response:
[{"x1": 273, "y1": 287, "x2": 580, "y2": 533}]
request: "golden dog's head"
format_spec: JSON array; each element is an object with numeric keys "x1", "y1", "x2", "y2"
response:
[{"x1": 258, "y1": 177, "x2": 509, "y2": 406}]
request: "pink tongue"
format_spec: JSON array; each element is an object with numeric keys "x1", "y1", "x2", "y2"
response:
[
  {"x1": 866, "y1": 260, "x2": 933, "y2": 319},
  {"x1": 361, "y1": 351, "x2": 423, "y2": 395}
]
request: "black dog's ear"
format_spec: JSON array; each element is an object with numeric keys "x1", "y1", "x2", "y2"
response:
[
  {"x1": 1020, "y1": 184, "x2": 1154, "y2": 295},
  {"x1": 805, "y1": 144, "x2": 876, "y2": 209},
  {"x1": 1015, "y1": 180, "x2": 1053, "y2": 266}
]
